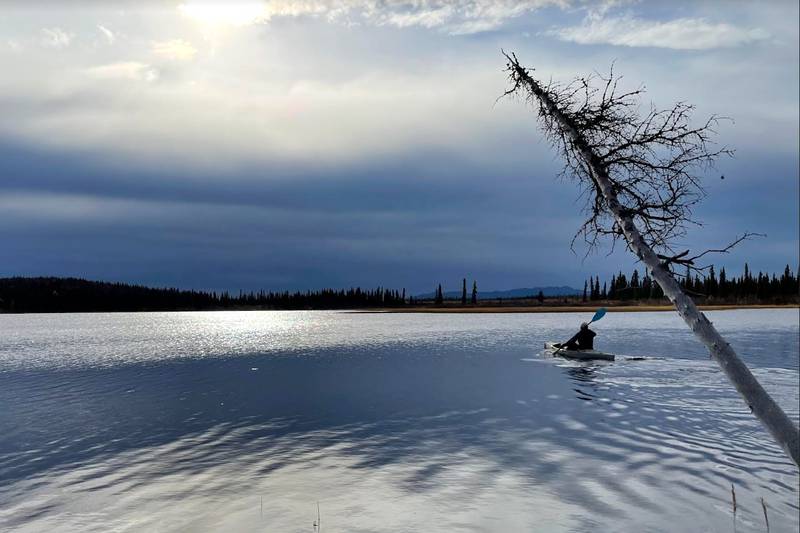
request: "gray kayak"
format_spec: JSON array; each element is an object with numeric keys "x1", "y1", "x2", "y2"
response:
[{"x1": 544, "y1": 341, "x2": 615, "y2": 361}]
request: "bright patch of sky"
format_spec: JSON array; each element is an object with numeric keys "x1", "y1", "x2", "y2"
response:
[{"x1": 0, "y1": 1, "x2": 797, "y2": 292}]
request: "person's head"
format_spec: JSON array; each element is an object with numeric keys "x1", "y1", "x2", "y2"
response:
[{"x1": 580, "y1": 322, "x2": 589, "y2": 330}]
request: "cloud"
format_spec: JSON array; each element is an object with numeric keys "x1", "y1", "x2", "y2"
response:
[
  {"x1": 151, "y1": 39, "x2": 197, "y2": 60},
  {"x1": 551, "y1": 14, "x2": 770, "y2": 50},
  {"x1": 7, "y1": 39, "x2": 23, "y2": 52},
  {"x1": 0, "y1": 0, "x2": 795, "y2": 292},
  {"x1": 178, "y1": 1, "x2": 272, "y2": 27},
  {"x1": 0, "y1": 139, "x2": 601, "y2": 292},
  {"x1": 382, "y1": 6, "x2": 455, "y2": 30},
  {"x1": 97, "y1": 25, "x2": 115, "y2": 44},
  {"x1": 177, "y1": 0, "x2": 563, "y2": 34},
  {"x1": 375, "y1": 1, "x2": 552, "y2": 35},
  {"x1": 85, "y1": 61, "x2": 159, "y2": 82},
  {"x1": 40, "y1": 27, "x2": 73, "y2": 49}
]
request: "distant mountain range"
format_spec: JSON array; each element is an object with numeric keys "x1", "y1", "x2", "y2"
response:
[{"x1": 415, "y1": 286, "x2": 581, "y2": 300}]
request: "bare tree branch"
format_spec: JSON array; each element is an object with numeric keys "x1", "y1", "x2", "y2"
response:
[
  {"x1": 683, "y1": 232, "x2": 766, "y2": 265},
  {"x1": 500, "y1": 50, "x2": 738, "y2": 261}
]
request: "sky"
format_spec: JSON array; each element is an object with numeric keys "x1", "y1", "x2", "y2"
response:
[{"x1": 0, "y1": 0, "x2": 797, "y2": 293}]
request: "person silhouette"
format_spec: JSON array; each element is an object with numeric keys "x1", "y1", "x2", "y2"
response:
[{"x1": 556, "y1": 322, "x2": 596, "y2": 350}]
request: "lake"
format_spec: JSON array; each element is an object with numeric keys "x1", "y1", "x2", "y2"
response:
[{"x1": 0, "y1": 309, "x2": 797, "y2": 532}]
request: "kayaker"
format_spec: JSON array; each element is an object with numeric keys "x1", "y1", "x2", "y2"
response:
[{"x1": 556, "y1": 322, "x2": 596, "y2": 350}]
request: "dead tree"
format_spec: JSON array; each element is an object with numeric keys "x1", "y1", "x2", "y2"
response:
[{"x1": 502, "y1": 52, "x2": 799, "y2": 466}]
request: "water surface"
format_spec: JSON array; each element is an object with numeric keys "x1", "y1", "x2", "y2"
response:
[{"x1": 1, "y1": 310, "x2": 798, "y2": 532}]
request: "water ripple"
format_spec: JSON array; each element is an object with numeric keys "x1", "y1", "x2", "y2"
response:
[{"x1": 0, "y1": 310, "x2": 797, "y2": 532}]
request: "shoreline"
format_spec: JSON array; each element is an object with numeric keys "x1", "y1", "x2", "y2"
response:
[
  {"x1": 1, "y1": 304, "x2": 796, "y2": 315},
  {"x1": 362, "y1": 304, "x2": 799, "y2": 314}
]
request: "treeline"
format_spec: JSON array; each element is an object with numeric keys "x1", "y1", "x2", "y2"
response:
[
  {"x1": 0, "y1": 277, "x2": 408, "y2": 313},
  {"x1": 2, "y1": 265, "x2": 796, "y2": 313},
  {"x1": 432, "y1": 279, "x2": 479, "y2": 305},
  {"x1": 582, "y1": 264, "x2": 799, "y2": 303}
]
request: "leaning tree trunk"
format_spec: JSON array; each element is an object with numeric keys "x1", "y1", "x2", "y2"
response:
[{"x1": 514, "y1": 68, "x2": 800, "y2": 466}]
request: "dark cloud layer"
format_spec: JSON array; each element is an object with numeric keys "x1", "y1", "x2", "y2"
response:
[{"x1": 1, "y1": 136, "x2": 796, "y2": 293}]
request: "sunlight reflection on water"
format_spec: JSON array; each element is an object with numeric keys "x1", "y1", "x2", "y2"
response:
[{"x1": 0, "y1": 310, "x2": 797, "y2": 532}]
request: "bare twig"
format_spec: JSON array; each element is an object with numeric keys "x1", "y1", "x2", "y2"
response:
[
  {"x1": 681, "y1": 233, "x2": 765, "y2": 267},
  {"x1": 658, "y1": 233, "x2": 766, "y2": 274}
]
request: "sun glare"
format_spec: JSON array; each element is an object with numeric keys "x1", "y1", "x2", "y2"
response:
[{"x1": 178, "y1": 1, "x2": 268, "y2": 27}]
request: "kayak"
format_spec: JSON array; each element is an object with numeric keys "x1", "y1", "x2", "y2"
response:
[{"x1": 544, "y1": 341, "x2": 615, "y2": 361}]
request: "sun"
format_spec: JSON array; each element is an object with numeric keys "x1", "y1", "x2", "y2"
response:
[{"x1": 178, "y1": 1, "x2": 268, "y2": 28}]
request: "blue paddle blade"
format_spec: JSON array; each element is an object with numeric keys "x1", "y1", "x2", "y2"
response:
[{"x1": 590, "y1": 308, "x2": 607, "y2": 323}]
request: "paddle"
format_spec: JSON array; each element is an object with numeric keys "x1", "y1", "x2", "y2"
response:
[{"x1": 552, "y1": 307, "x2": 607, "y2": 355}]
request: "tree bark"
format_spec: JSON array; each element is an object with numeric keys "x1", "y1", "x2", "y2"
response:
[{"x1": 515, "y1": 68, "x2": 800, "y2": 466}]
